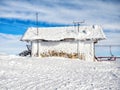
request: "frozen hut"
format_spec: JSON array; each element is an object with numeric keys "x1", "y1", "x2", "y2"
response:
[{"x1": 21, "y1": 25, "x2": 106, "y2": 61}]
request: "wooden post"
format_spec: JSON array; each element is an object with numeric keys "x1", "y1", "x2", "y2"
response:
[
  {"x1": 77, "y1": 40, "x2": 80, "y2": 59},
  {"x1": 37, "y1": 40, "x2": 40, "y2": 57},
  {"x1": 31, "y1": 41, "x2": 35, "y2": 57},
  {"x1": 31, "y1": 41, "x2": 33, "y2": 57}
]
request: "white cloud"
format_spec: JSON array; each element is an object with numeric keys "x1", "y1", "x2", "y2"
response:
[
  {"x1": 0, "y1": 0, "x2": 120, "y2": 30},
  {"x1": 0, "y1": 33, "x2": 27, "y2": 55},
  {"x1": 103, "y1": 24, "x2": 120, "y2": 31}
]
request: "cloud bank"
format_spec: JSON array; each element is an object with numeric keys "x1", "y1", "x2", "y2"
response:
[{"x1": 0, "y1": 0, "x2": 120, "y2": 30}]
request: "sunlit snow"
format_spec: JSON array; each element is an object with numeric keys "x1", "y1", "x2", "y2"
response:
[{"x1": 0, "y1": 54, "x2": 119, "y2": 90}]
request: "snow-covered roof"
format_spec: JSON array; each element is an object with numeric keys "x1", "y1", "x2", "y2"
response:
[{"x1": 21, "y1": 25, "x2": 106, "y2": 41}]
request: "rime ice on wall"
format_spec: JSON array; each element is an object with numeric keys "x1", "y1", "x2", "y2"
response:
[
  {"x1": 31, "y1": 40, "x2": 94, "y2": 61},
  {"x1": 21, "y1": 25, "x2": 106, "y2": 61}
]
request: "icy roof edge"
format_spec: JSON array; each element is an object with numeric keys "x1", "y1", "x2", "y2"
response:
[{"x1": 21, "y1": 25, "x2": 106, "y2": 41}]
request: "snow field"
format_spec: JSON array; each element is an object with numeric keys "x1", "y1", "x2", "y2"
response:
[{"x1": 0, "y1": 55, "x2": 120, "y2": 90}]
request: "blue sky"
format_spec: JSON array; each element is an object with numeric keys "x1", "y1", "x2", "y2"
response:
[{"x1": 0, "y1": 0, "x2": 120, "y2": 56}]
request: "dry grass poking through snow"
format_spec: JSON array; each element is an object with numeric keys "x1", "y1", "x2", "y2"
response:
[{"x1": 40, "y1": 50, "x2": 85, "y2": 59}]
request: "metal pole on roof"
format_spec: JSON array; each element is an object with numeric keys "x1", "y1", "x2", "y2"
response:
[
  {"x1": 36, "y1": 12, "x2": 39, "y2": 35},
  {"x1": 73, "y1": 20, "x2": 85, "y2": 33},
  {"x1": 36, "y1": 12, "x2": 39, "y2": 57}
]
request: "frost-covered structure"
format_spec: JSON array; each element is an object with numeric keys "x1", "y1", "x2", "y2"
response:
[{"x1": 21, "y1": 25, "x2": 106, "y2": 61}]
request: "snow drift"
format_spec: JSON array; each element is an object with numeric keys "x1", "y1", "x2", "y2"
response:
[{"x1": 0, "y1": 54, "x2": 120, "y2": 90}]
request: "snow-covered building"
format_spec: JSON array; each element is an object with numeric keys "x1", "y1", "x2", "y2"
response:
[{"x1": 21, "y1": 25, "x2": 106, "y2": 61}]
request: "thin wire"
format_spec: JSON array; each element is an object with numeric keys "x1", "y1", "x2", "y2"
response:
[{"x1": 96, "y1": 45, "x2": 120, "y2": 47}]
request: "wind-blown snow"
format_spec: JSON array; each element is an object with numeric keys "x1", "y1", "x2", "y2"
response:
[{"x1": 0, "y1": 54, "x2": 119, "y2": 90}]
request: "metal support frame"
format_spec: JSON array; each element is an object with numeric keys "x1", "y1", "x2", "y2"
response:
[{"x1": 95, "y1": 45, "x2": 120, "y2": 61}]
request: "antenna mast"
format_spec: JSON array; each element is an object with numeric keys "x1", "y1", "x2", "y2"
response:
[
  {"x1": 73, "y1": 20, "x2": 85, "y2": 32},
  {"x1": 36, "y1": 12, "x2": 39, "y2": 57},
  {"x1": 36, "y1": 12, "x2": 39, "y2": 35},
  {"x1": 73, "y1": 20, "x2": 85, "y2": 59}
]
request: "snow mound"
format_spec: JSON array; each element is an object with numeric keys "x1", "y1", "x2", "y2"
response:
[{"x1": 0, "y1": 55, "x2": 120, "y2": 90}]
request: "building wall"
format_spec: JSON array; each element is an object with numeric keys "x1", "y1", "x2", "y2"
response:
[
  {"x1": 31, "y1": 40, "x2": 94, "y2": 61},
  {"x1": 83, "y1": 41, "x2": 94, "y2": 61}
]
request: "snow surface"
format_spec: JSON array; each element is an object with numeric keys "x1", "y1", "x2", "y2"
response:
[{"x1": 0, "y1": 54, "x2": 120, "y2": 90}]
